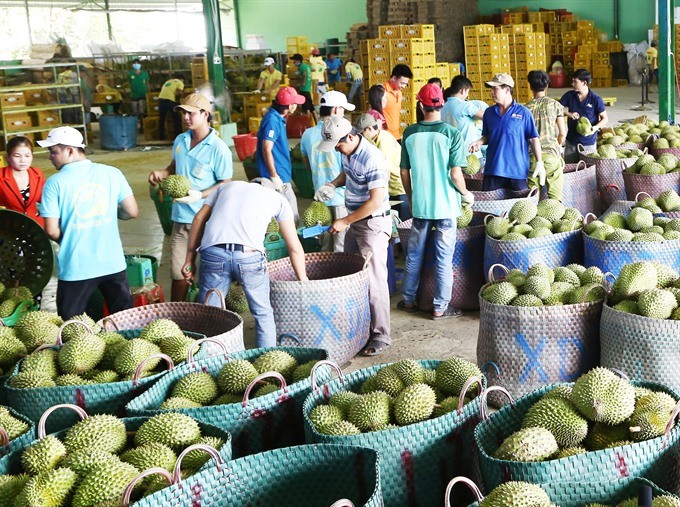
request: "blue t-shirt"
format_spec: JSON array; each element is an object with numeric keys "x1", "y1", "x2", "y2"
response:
[
  {"x1": 40, "y1": 159, "x2": 132, "y2": 281},
  {"x1": 257, "y1": 107, "x2": 292, "y2": 183},
  {"x1": 325, "y1": 58, "x2": 343, "y2": 83},
  {"x1": 300, "y1": 123, "x2": 345, "y2": 207},
  {"x1": 559, "y1": 89, "x2": 606, "y2": 146},
  {"x1": 482, "y1": 101, "x2": 539, "y2": 180},
  {"x1": 342, "y1": 137, "x2": 389, "y2": 213},
  {"x1": 172, "y1": 128, "x2": 233, "y2": 224},
  {"x1": 441, "y1": 96, "x2": 485, "y2": 152}
]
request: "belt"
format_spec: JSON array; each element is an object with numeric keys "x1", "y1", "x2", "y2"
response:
[{"x1": 215, "y1": 243, "x2": 259, "y2": 253}]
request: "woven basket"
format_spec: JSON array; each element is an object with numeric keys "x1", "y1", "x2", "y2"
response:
[
  {"x1": 474, "y1": 381, "x2": 680, "y2": 494},
  {"x1": 601, "y1": 302, "x2": 680, "y2": 396},
  {"x1": 649, "y1": 145, "x2": 680, "y2": 160},
  {"x1": 471, "y1": 187, "x2": 539, "y2": 217},
  {"x1": 629, "y1": 192, "x2": 680, "y2": 219},
  {"x1": 476, "y1": 279, "x2": 601, "y2": 406},
  {"x1": 303, "y1": 360, "x2": 486, "y2": 507},
  {"x1": 97, "y1": 289, "x2": 245, "y2": 356},
  {"x1": 126, "y1": 346, "x2": 329, "y2": 459},
  {"x1": 540, "y1": 160, "x2": 599, "y2": 216},
  {"x1": 579, "y1": 146, "x2": 633, "y2": 212},
  {"x1": 622, "y1": 169, "x2": 680, "y2": 200},
  {"x1": 0, "y1": 209, "x2": 53, "y2": 296},
  {"x1": 397, "y1": 218, "x2": 413, "y2": 256},
  {"x1": 149, "y1": 184, "x2": 173, "y2": 235},
  {"x1": 464, "y1": 173, "x2": 484, "y2": 192},
  {"x1": 268, "y1": 253, "x2": 370, "y2": 365},
  {"x1": 0, "y1": 406, "x2": 35, "y2": 458}
]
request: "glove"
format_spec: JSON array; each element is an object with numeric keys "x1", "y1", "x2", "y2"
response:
[
  {"x1": 461, "y1": 192, "x2": 475, "y2": 206},
  {"x1": 532, "y1": 161, "x2": 546, "y2": 186},
  {"x1": 270, "y1": 176, "x2": 284, "y2": 192},
  {"x1": 314, "y1": 184, "x2": 336, "y2": 202},
  {"x1": 175, "y1": 189, "x2": 202, "y2": 204}
]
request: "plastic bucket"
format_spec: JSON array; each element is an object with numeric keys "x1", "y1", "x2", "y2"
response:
[
  {"x1": 232, "y1": 134, "x2": 258, "y2": 161},
  {"x1": 99, "y1": 114, "x2": 137, "y2": 150}
]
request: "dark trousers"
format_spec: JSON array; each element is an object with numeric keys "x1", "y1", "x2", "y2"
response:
[
  {"x1": 391, "y1": 193, "x2": 412, "y2": 221},
  {"x1": 482, "y1": 175, "x2": 528, "y2": 192},
  {"x1": 57, "y1": 270, "x2": 132, "y2": 320},
  {"x1": 158, "y1": 98, "x2": 180, "y2": 140}
]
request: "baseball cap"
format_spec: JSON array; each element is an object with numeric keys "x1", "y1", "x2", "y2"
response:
[
  {"x1": 175, "y1": 92, "x2": 212, "y2": 113},
  {"x1": 37, "y1": 126, "x2": 85, "y2": 148},
  {"x1": 485, "y1": 73, "x2": 515, "y2": 88},
  {"x1": 319, "y1": 90, "x2": 356, "y2": 111},
  {"x1": 263, "y1": 57, "x2": 275, "y2": 67},
  {"x1": 353, "y1": 113, "x2": 378, "y2": 132},
  {"x1": 311, "y1": 48, "x2": 320, "y2": 56},
  {"x1": 416, "y1": 83, "x2": 444, "y2": 107},
  {"x1": 317, "y1": 117, "x2": 353, "y2": 152},
  {"x1": 275, "y1": 86, "x2": 306, "y2": 106}
]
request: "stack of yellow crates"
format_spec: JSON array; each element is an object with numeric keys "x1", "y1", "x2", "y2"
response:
[
  {"x1": 591, "y1": 51, "x2": 613, "y2": 88},
  {"x1": 287, "y1": 36, "x2": 310, "y2": 57},
  {"x1": 464, "y1": 25, "x2": 510, "y2": 103},
  {"x1": 504, "y1": 29, "x2": 548, "y2": 103},
  {"x1": 360, "y1": 38, "x2": 392, "y2": 87},
  {"x1": 191, "y1": 56, "x2": 209, "y2": 88}
]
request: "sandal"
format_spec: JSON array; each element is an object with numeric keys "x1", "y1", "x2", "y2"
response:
[
  {"x1": 360, "y1": 340, "x2": 390, "y2": 356},
  {"x1": 396, "y1": 300, "x2": 418, "y2": 313},
  {"x1": 431, "y1": 307, "x2": 463, "y2": 320}
]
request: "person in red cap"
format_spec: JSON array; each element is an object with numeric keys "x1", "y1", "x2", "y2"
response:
[
  {"x1": 309, "y1": 48, "x2": 328, "y2": 95},
  {"x1": 256, "y1": 86, "x2": 306, "y2": 224},
  {"x1": 398, "y1": 84, "x2": 474, "y2": 320}
]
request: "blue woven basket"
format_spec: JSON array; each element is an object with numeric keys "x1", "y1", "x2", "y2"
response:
[
  {"x1": 126, "y1": 346, "x2": 329, "y2": 459},
  {"x1": 474, "y1": 381, "x2": 680, "y2": 495},
  {"x1": 540, "y1": 160, "x2": 599, "y2": 216},
  {"x1": 135, "y1": 444, "x2": 383, "y2": 507},
  {"x1": 302, "y1": 360, "x2": 486, "y2": 507},
  {"x1": 471, "y1": 188, "x2": 539, "y2": 217}
]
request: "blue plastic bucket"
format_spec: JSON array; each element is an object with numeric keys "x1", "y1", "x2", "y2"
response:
[{"x1": 99, "y1": 114, "x2": 137, "y2": 150}]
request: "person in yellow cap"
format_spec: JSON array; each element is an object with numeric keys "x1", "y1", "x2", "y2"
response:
[{"x1": 148, "y1": 92, "x2": 233, "y2": 302}]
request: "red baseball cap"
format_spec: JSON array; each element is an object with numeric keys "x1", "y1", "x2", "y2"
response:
[
  {"x1": 417, "y1": 83, "x2": 444, "y2": 107},
  {"x1": 276, "y1": 86, "x2": 306, "y2": 106},
  {"x1": 311, "y1": 48, "x2": 320, "y2": 56}
]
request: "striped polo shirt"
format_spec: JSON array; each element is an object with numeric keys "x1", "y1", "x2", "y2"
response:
[{"x1": 342, "y1": 137, "x2": 389, "y2": 213}]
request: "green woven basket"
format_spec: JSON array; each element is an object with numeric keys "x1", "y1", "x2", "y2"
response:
[
  {"x1": 0, "y1": 406, "x2": 35, "y2": 458},
  {"x1": 126, "y1": 346, "x2": 330, "y2": 459},
  {"x1": 291, "y1": 161, "x2": 314, "y2": 198},
  {"x1": 4, "y1": 328, "x2": 206, "y2": 434},
  {"x1": 302, "y1": 360, "x2": 486, "y2": 507},
  {"x1": 134, "y1": 444, "x2": 383, "y2": 506},
  {"x1": 0, "y1": 300, "x2": 39, "y2": 327},
  {"x1": 149, "y1": 184, "x2": 173, "y2": 235},
  {"x1": 475, "y1": 381, "x2": 680, "y2": 495}
]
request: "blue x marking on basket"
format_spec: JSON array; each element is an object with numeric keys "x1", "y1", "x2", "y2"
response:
[
  {"x1": 515, "y1": 333, "x2": 548, "y2": 383},
  {"x1": 310, "y1": 304, "x2": 342, "y2": 344},
  {"x1": 557, "y1": 337, "x2": 585, "y2": 381}
]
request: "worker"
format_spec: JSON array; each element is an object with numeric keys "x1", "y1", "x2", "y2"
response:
[
  {"x1": 315, "y1": 117, "x2": 392, "y2": 356},
  {"x1": 325, "y1": 53, "x2": 343, "y2": 88},
  {"x1": 182, "y1": 180, "x2": 307, "y2": 347},
  {"x1": 127, "y1": 58, "x2": 149, "y2": 132},
  {"x1": 309, "y1": 48, "x2": 328, "y2": 95},
  {"x1": 441, "y1": 75, "x2": 486, "y2": 155},
  {"x1": 382, "y1": 64, "x2": 413, "y2": 140},
  {"x1": 256, "y1": 86, "x2": 306, "y2": 225},
  {"x1": 38, "y1": 127, "x2": 138, "y2": 320},
  {"x1": 158, "y1": 73, "x2": 185, "y2": 140},
  {"x1": 345, "y1": 59, "x2": 364, "y2": 106},
  {"x1": 291, "y1": 53, "x2": 317, "y2": 124},
  {"x1": 646, "y1": 40, "x2": 658, "y2": 88},
  {"x1": 255, "y1": 57, "x2": 282, "y2": 94},
  {"x1": 366, "y1": 84, "x2": 388, "y2": 130},
  {"x1": 148, "y1": 92, "x2": 232, "y2": 302},
  {"x1": 559, "y1": 68, "x2": 608, "y2": 163},
  {"x1": 0, "y1": 136, "x2": 45, "y2": 226},
  {"x1": 469, "y1": 73, "x2": 544, "y2": 191}
]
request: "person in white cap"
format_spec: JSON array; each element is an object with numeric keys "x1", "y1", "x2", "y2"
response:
[
  {"x1": 255, "y1": 57, "x2": 282, "y2": 94},
  {"x1": 469, "y1": 73, "x2": 545, "y2": 192},
  {"x1": 315, "y1": 117, "x2": 392, "y2": 356},
  {"x1": 300, "y1": 90, "x2": 355, "y2": 252},
  {"x1": 38, "y1": 126, "x2": 139, "y2": 320},
  {"x1": 148, "y1": 92, "x2": 233, "y2": 302}
]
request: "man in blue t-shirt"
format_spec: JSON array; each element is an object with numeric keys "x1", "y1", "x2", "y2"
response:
[
  {"x1": 559, "y1": 68, "x2": 608, "y2": 163},
  {"x1": 325, "y1": 53, "x2": 343, "y2": 86},
  {"x1": 257, "y1": 86, "x2": 306, "y2": 225},
  {"x1": 470, "y1": 73, "x2": 545, "y2": 192},
  {"x1": 38, "y1": 127, "x2": 139, "y2": 319},
  {"x1": 442, "y1": 75, "x2": 486, "y2": 154}
]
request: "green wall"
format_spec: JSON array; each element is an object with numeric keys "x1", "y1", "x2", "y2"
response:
[
  {"x1": 235, "y1": 0, "x2": 367, "y2": 52},
  {"x1": 477, "y1": 0, "x2": 655, "y2": 43}
]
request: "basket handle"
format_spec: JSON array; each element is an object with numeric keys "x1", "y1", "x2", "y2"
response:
[
  {"x1": 643, "y1": 146, "x2": 649, "y2": 155},
  {"x1": 204, "y1": 288, "x2": 226, "y2": 310},
  {"x1": 38, "y1": 404, "x2": 88, "y2": 439},
  {"x1": 527, "y1": 186, "x2": 538, "y2": 198},
  {"x1": 577, "y1": 143, "x2": 586, "y2": 154},
  {"x1": 568, "y1": 219, "x2": 581, "y2": 232},
  {"x1": 444, "y1": 476, "x2": 484, "y2": 507},
  {"x1": 0, "y1": 427, "x2": 9, "y2": 447},
  {"x1": 242, "y1": 371, "x2": 288, "y2": 407},
  {"x1": 277, "y1": 333, "x2": 301, "y2": 346},
  {"x1": 100, "y1": 316, "x2": 119, "y2": 331},
  {"x1": 457, "y1": 376, "x2": 482, "y2": 413},
  {"x1": 634, "y1": 191, "x2": 652, "y2": 203},
  {"x1": 574, "y1": 160, "x2": 586, "y2": 172},
  {"x1": 480, "y1": 386, "x2": 514, "y2": 420},
  {"x1": 310, "y1": 360, "x2": 345, "y2": 393},
  {"x1": 487, "y1": 263, "x2": 509, "y2": 283},
  {"x1": 330, "y1": 501, "x2": 356, "y2": 507},
  {"x1": 608, "y1": 367, "x2": 630, "y2": 381},
  {"x1": 132, "y1": 353, "x2": 174, "y2": 386},
  {"x1": 362, "y1": 251, "x2": 373, "y2": 271},
  {"x1": 173, "y1": 444, "x2": 224, "y2": 483},
  {"x1": 583, "y1": 212, "x2": 598, "y2": 225},
  {"x1": 603, "y1": 272, "x2": 616, "y2": 292},
  {"x1": 579, "y1": 283, "x2": 605, "y2": 303},
  {"x1": 121, "y1": 468, "x2": 174, "y2": 505},
  {"x1": 664, "y1": 399, "x2": 680, "y2": 435},
  {"x1": 186, "y1": 338, "x2": 229, "y2": 366},
  {"x1": 57, "y1": 319, "x2": 93, "y2": 345}
]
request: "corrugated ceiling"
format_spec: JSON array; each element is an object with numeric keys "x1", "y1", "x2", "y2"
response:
[{"x1": 0, "y1": 1, "x2": 232, "y2": 12}]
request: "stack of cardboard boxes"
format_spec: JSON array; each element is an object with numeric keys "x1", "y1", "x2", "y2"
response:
[{"x1": 0, "y1": 90, "x2": 61, "y2": 149}]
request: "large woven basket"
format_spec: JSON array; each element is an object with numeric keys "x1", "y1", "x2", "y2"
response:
[
  {"x1": 303, "y1": 360, "x2": 486, "y2": 507},
  {"x1": 540, "y1": 160, "x2": 599, "y2": 216},
  {"x1": 471, "y1": 187, "x2": 539, "y2": 217},
  {"x1": 137, "y1": 444, "x2": 383, "y2": 507},
  {"x1": 268, "y1": 252, "x2": 370, "y2": 365},
  {"x1": 474, "y1": 381, "x2": 680, "y2": 494},
  {"x1": 649, "y1": 145, "x2": 680, "y2": 160},
  {"x1": 579, "y1": 147, "x2": 633, "y2": 212},
  {"x1": 463, "y1": 173, "x2": 484, "y2": 192},
  {"x1": 0, "y1": 209, "x2": 53, "y2": 296},
  {"x1": 149, "y1": 184, "x2": 173, "y2": 235},
  {"x1": 97, "y1": 290, "x2": 244, "y2": 356},
  {"x1": 476, "y1": 280, "x2": 601, "y2": 406},
  {"x1": 622, "y1": 169, "x2": 680, "y2": 200},
  {"x1": 601, "y1": 302, "x2": 680, "y2": 396},
  {"x1": 126, "y1": 346, "x2": 329, "y2": 459},
  {"x1": 0, "y1": 406, "x2": 35, "y2": 458}
]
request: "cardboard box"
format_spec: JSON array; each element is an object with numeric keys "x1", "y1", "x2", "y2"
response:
[
  {"x1": 1, "y1": 92, "x2": 26, "y2": 108},
  {"x1": 23, "y1": 90, "x2": 44, "y2": 106},
  {"x1": 35, "y1": 109, "x2": 59, "y2": 126},
  {"x1": 3, "y1": 112, "x2": 32, "y2": 132}
]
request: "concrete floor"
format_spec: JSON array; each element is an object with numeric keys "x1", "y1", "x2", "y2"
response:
[{"x1": 36, "y1": 84, "x2": 664, "y2": 373}]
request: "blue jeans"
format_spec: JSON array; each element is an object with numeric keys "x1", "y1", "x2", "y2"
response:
[
  {"x1": 197, "y1": 246, "x2": 276, "y2": 347},
  {"x1": 348, "y1": 79, "x2": 363, "y2": 103},
  {"x1": 402, "y1": 218, "x2": 457, "y2": 313}
]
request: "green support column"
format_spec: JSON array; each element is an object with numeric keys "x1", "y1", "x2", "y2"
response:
[
  {"x1": 202, "y1": 0, "x2": 228, "y2": 123},
  {"x1": 659, "y1": 0, "x2": 675, "y2": 123}
]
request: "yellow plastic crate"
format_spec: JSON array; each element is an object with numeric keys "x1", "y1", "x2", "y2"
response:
[
  {"x1": 410, "y1": 66, "x2": 426, "y2": 81},
  {"x1": 379, "y1": 25, "x2": 402, "y2": 39},
  {"x1": 401, "y1": 24, "x2": 435, "y2": 39},
  {"x1": 248, "y1": 117, "x2": 262, "y2": 133},
  {"x1": 463, "y1": 25, "x2": 496, "y2": 37},
  {"x1": 449, "y1": 63, "x2": 462, "y2": 78}
]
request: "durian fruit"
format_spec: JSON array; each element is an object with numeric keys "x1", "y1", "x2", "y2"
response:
[
  {"x1": 159, "y1": 333, "x2": 195, "y2": 365},
  {"x1": 114, "y1": 339, "x2": 161, "y2": 376},
  {"x1": 508, "y1": 200, "x2": 538, "y2": 225},
  {"x1": 457, "y1": 204, "x2": 474, "y2": 228},
  {"x1": 555, "y1": 446, "x2": 587, "y2": 459},
  {"x1": 493, "y1": 427, "x2": 559, "y2": 462},
  {"x1": 585, "y1": 422, "x2": 630, "y2": 451},
  {"x1": 482, "y1": 282, "x2": 518, "y2": 305},
  {"x1": 19, "y1": 467, "x2": 77, "y2": 507},
  {"x1": 252, "y1": 350, "x2": 298, "y2": 380},
  {"x1": 216, "y1": 359, "x2": 259, "y2": 394},
  {"x1": 348, "y1": 391, "x2": 391, "y2": 432},
  {"x1": 225, "y1": 283, "x2": 249, "y2": 313},
  {"x1": 160, "y1": 397, "x2": 202, "y2": 410},
  {"x1": 0, "y1": 328, "x2": 25, "y2": 371},
  {"x1": 521, "y1": 397, "x2": 588, "y2": 447},
  {"x1": 120, "y1": 442, "x2": 177, "y2": 473},
  {"x1": 59, "y1": 313, "x2": 101, "y2": 342},
  {"x1": 309, "y1": 404, "x2": 344, "y2": 434},
  {"x1": 480, "y1": 481, "x2": 552, "y2": 507},
  {"x1": 253, "y1": 383, "x2": 280, "y2": 398},
  {"x1": 7, "y1": 371, "x2": 56, "y2": 389},
  {"x1": 71, "y1": 460, "x2": 139, "y2": 507},
  {"x1": 21, "y1": 435, "x2": 67, "y2": 475},
  {"x1": 160, "y1": 174, "x2": 191, "y2": 198},
  {"x1": 138, "y1": 319, "x2": 183, "y2": 344},
  {"x1": 14, "y1": 311, "x2": 62, "y2": 349},
  {"x1": 302, "y1": 201, "x2": 333, "y2": 227},
  {"x1": 61, "y1": 448, "x2": 122, "y2": 475},
  {"x1": 393, "y1": 359, "x2": 425, "y2": 386},
  {"x1": 464, "y1": 154, "x2": 481, "y2": 175},
  {"x1": 171, "y1": 372, "x2": 219, "y2": 405},
  {"x1": 570, "y1": 367, "x2": 636, "y2": 425},
  {"x1": 58, "y1": 333, "x2": 106, "y2": 375},
  {"x1": 435, "y1": 357, "x2": 482, "y2": 396},
  {"x1": 20, "y1": 349, "x2": 58, "y2": 378},
  {"x1": 291, "y1": 360, "x2": 319, "y2": 383},
  {"x1": 179, "y1": 436, "x2": 225, "y2": 472},
  {"x1": 393, "y1": 383, "x2": 436, "y2": 426},
  {"x1": 628, "y1": 391, "x2": 677, "y2": 441},
  {"x1": 374, "y1": 366, "x2": 405, "y2": 397},
  {"x1": 328, "y1": 391, "x2": 360, "y2": 418},
  {"x1": 321, "y1": 420, "x2": 361, "y2": 436},
  {"x1": 134, "y1": 412, "x2": 202, "y2": 451},
  {"x1": 0, "y1": 406, "x2": 30, "y2": 440},
  {"x1": 63, "y1": 414, "x2": 128, "y2": 455},
  {"x1": 611, "y1": 262, "x2": 658, "y2": 300},
  {"x1": 0, "y1": 474, "x2": 30, "y2": 505}
]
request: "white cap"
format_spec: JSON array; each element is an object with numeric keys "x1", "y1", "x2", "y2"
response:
[
  {"x1": 317, "y1": 117, "x2": 353, "y2": 152},
  {"x1": 263, "y1": 57, "x2": 275, "y2": 67},
  {"x1": 37, "y1": 126, "x2": 85, "y2": 148},
  {"x1": 319, "y1": 90, "x2": 356, "y2": 111}
]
